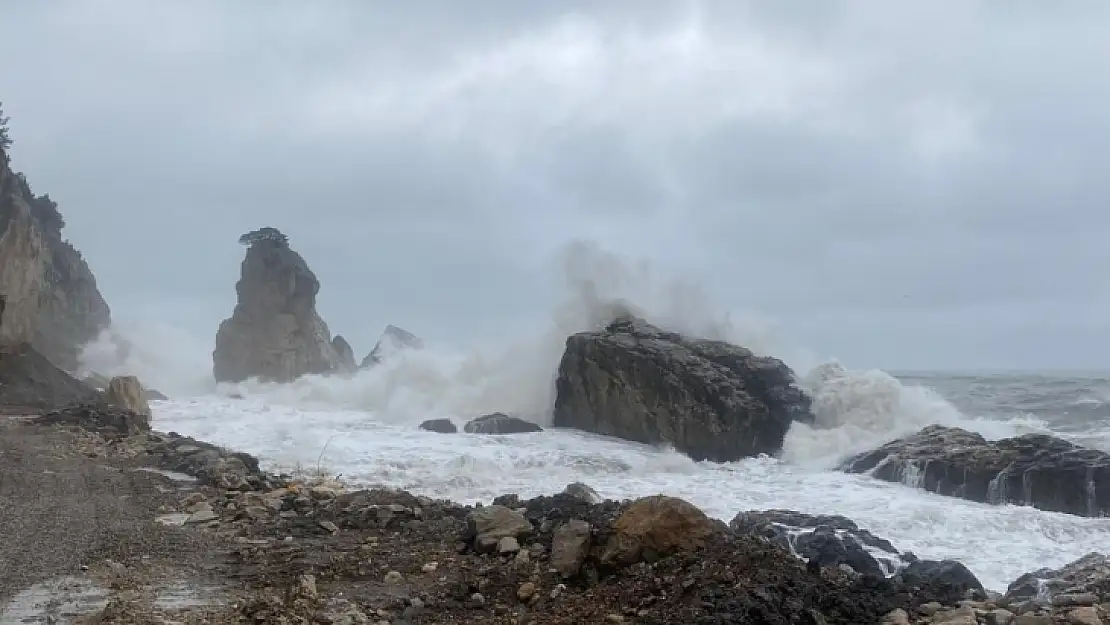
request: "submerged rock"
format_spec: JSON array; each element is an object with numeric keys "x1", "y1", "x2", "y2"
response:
[
  {"x1": 840, "y1": 425, "x2": 1110, "y2": 517},
  {"x1": 553, "y1": 316, "x2": 814, "y2": 462},
  {"x1": 419, "y1": 418, "x2": 457, "y2": 434},
  {"x1": 463, "y1": 412, "x2": 543, "y2": 434},
  {"x1": 730, "y1": 509, "x2": 909, "y2": 577}
]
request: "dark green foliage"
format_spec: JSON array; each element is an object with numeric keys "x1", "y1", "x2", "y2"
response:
[
  {"x1": 0, "y1": 101, "x2": 11, "y2": 151},
  {"x1": 238, "y1": 226, "x2": 289, "y2": 247},
  {"x1": 31, "y1": 193, "x2": 65, "y2": 233}
]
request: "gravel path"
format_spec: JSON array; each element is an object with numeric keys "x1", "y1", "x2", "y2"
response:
[{"x1": 0, "y1": 421, "x2": 215, "y2": 604}]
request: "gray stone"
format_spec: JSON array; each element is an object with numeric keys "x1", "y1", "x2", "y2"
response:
[
  {"x1": 550, "y1": 519, "x2": 592, "y2": 578},
  {"x1": 552, "y1": 316, "x2": 813, "y2": 462}
]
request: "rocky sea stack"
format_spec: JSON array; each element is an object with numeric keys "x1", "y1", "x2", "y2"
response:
[
  {"x1": 553, "y1": 315, "x2": 814, "y2": 462},
  {"x1": 0, "y1": 139, "x2": 110, "y2": 371},
  {"x1": 212, "y1": 227, "x2": 354, "y2": 383}
]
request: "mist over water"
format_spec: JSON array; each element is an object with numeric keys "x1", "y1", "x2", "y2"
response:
[{"x1": 75, "y1": 241, "x2": 1110, "y2": 592}]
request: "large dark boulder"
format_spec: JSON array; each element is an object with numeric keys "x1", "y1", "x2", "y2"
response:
[
  {"x1": 463, "y1": 412, "x2": 543, "y2": 434},
  {"x1": 420, "y1": 418, "x2": 457, "y2": 434},
  {"x1": 730, "y1": 509, "x2": 908, "y2": 578},
  {"x1": 730, "y1": 509, "x2": 984, "y2": 602},
  {"x1": 552, "y1": 316, "x2": 814, "y2": 462},
  {"x1": 840, "y1": 425, "x2": 1110, "y2": 517}
]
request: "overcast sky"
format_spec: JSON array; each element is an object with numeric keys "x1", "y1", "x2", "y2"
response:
[{"x1": 3, "y1": 0, "x2": 1109, "y2": 371}]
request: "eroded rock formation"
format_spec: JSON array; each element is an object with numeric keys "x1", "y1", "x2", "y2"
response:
[
  {"x1": 361, "y1": 324, "x2": 422, "y2": 368},
  {"x1": 552, "y1": 316, "x2": 815, "y2": 462},
  {"x1": 212, "y1": 230, "x2": 348, "y2": 383},
  {"x1": 0, "y1": 145, "x2": 110, "y2": 369},
  {"x1": 840, "y1": 424, "x2": 1110, "y2": 517}
]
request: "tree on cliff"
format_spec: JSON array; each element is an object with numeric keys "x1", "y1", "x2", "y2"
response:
[
  {"x1": 0, "y1": 102, "x2": 11, "y2": 150},
  {"x1": 238, "y1": 227, "x2": 289, "y2": 247}
]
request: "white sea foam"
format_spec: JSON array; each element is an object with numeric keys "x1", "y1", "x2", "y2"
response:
[
  {"x1": 153, "y1": 395, "x2": 1110, "y2": 593},
  {"x1": 83, "y1": 241, "x2": 1110, "y2": 593}
]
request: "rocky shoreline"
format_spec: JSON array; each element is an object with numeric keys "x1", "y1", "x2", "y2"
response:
[{"x1": 2, "y1": 405, "x2": 1107, "y2": 625}]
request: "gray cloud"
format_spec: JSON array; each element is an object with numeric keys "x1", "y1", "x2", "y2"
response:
[{"x1": 3, "y1": 0, "x2": 1109, "y2": 370}]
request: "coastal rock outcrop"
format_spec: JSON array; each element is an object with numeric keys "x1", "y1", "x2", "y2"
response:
[
  {"x1": 839, "y1": 425, "x2": 1110, "y2": 517},
  {"x1": 730, "y1": 509, "x2": 985, "y2": 601},
  {"x1": 0, "y1": 143, "x2": 110, "y2": 369},
  {"x1": 212, "y1": 228, "x2": 348, "y2": 383},
  {"x1": 552, "y1": 316, "x2": 815, "y2": 462},
  {"x1": 419, "y1": 418, "x2": 457, "y2": 434},
  {"x1": 361, "y1": 324, "x2": 423, "y2": 368},
  {"x1": 463, "y1": 412, "x2": 543, "y2": 434},
  {"x1": 1005, "y1": 552, "x2": 1110, "y2": 604},
  {"x1": 331, "y1": 335, "x2": 357, "y2": 372}
]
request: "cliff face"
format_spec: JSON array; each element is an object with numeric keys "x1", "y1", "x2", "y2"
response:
[
  {"x1": 0, "y1": 146, "x2": 111, "y2": 370},
  {"x1": 213, "y1": 235, "x2": 349, "y2": 383}
]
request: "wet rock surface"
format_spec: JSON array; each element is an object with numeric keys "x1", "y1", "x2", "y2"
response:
[
  {"x1": 420, "y1": 417, "x2": 458, "y2": 433},
  {"x1": 553, "y1": 315, "x2": 814, "y2": 462},
  {"x1": 840, "y1": 425, "x2": 1110, "y2": 517},
  {"x1": 730, "y1": 509, "x2": 911, "y2": 577},
  {"x1": 463, "y1": 412, "x2": 544, "y2": 434}
]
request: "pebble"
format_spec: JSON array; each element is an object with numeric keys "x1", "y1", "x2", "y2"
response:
[
  {"x1": 421, "y1": 561, "x2": 438, "y2": 573},
  {"x1": 517, "y1": 582, "x2": 536, "y2": 601},
  {"x1": 384, "y1": 571, "x2": 403, "y2": 584},
  {"x1": 605, "y1": 615, "x2": 625, "y2": 624},
  {"x1": 883, "y1": 608, "x2": 910, "y2": 624},
  {"x1": 318, "y1": 520, "x2": 339, "y2": 533}
]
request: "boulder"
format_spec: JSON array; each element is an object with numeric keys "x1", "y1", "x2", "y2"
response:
[
  {"x1": 331, "y1": 334, "x2": 357, "y2": 372},
  {"x1": 1006, "y1": 553, "x2": 1110, "y2": 604},
  {"x1": 463, "y1": 412, "x2": 543, "y2": 435},
  {"x1": 553, "y1": 316, "x2": 814, "y2": 462},
  {"x1": 550, "y1": 519, "x2": 592, "y2": 577},
  {"x1": 420, "y1": 418, "x2": 457, "y2": 434},
  {"x1": 730, "y1": 509, "x2": 909, "y2": 577},
  {"x1": 891, "y1": 560, "x2": 984, "y2": 601},
  {"x1": 464, "y1": 505, "x2": 534, "y2": 553},
  {"x1": 103, "y1": 375, "x2": 151, "y2": 417},
  {"x1": 361, "y1": 324, "x2": 423, "y2": 368},
  {"x1": 600, "y1": 495, "x2": 723, "y2": 566},
  {"x1": 213, "y1": 229, "x2": 349, "y2": 383},
  {"x1": 840, "y1": 425, "x2": 1110, "y2": 517}
]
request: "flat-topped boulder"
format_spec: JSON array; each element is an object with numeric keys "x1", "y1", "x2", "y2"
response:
[
  {"x1": 839, "y1": 425, "x2": 1110, "y2": 517},
  {"x1": 553, "y1": 316, "x2": 814, "y2": 462},
  {"x1": 213, "y1": 228, "x2": 350, "y2": 383},
  {"x1": 463, "y1": 412, "x2": 543, "y2": 434}
]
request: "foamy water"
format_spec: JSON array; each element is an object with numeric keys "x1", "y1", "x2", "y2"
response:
[{"x1": 153, "y1": 381, "x2": 1110, "y2": 593}]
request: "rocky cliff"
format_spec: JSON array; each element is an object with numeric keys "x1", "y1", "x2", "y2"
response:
[
  {"x1": 212, "y1": 229, "x2": 350, "y2": 383},
  {"x1": 552, "y1": 316, "x2": 815, "y2": 462},
  {"x1": 0, "y1": 144, "x2": 111, "y2": 370}
]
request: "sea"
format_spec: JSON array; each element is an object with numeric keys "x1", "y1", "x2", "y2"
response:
[{"x1": 77, "y1": 283, "x2": 1110, "y2": 594}]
